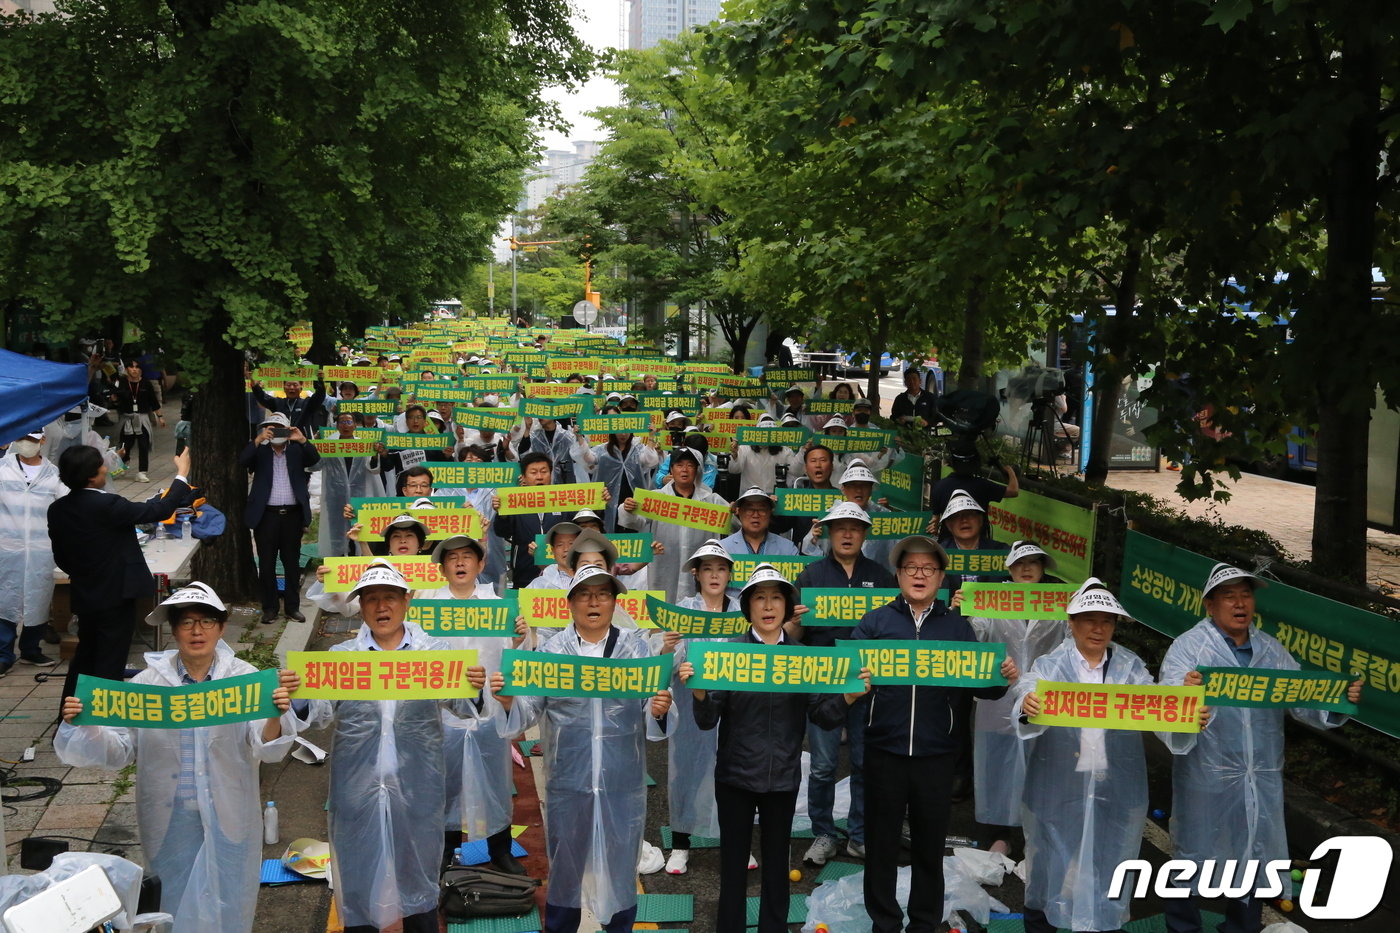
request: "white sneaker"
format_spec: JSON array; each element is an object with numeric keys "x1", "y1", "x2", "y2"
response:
[
  {"x1": 665, "y1": 849, "x2": 689, "y2": 875},
  {"x1": 803, "y1": 834, "x2": 839, "y2": 866},
  {"x1": 747, "y1": 852, "x2": 758, "y2": 870},
  {"x1": 135, "y1": 472, "x2": 150, "y2": 483}
]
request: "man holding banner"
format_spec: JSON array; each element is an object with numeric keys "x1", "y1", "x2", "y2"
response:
[
  {"x1": 56, "y1": 583, "x2": 300, "y2": 933},
  {"x1": 493, "y1": 451, "x2": 576, "y2": 587},
  {"x1": 489, "y1": 566, "x2": 674, "y2": 933},
  {"x1": 619, "y1": 445, "x2": 732, "y2": 603},
  {"x1": 1158, "y1": 564, "x2": 1362, "y2": 933}
]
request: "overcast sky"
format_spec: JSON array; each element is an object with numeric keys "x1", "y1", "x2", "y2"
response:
[{"x1": 536, "y1": 0, "x2": 625, "y2": 151}]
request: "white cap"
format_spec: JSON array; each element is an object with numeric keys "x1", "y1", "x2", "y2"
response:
[
  {"x1": 427, "y1": 410, "x2": 446, "y2": 423},
  {"x1": 1066, "y1": 577, "x2": 1131, "y2": 619},
  {"x1": 566, "y1": 529, "x2": 617, "y2": 569},
  {"x1": 1203, "y1": 562, "x2": 1268, "y2": 597},
  {"x1": 260, "y1": 412, "x2": 291, "y2": 428},
  {"x1": 819, "y1": 500, "x2": 873, "y2": 526},
  {"x1": 784, "y1": 385, "x2": 804, "y2": 397},
  {"x1": 410, "y1": 497, "x2": 437, "y2": 510},
  {"x1": 780, "y1": 413, "x2": 801, "y2": 427},
  {"x1": 1006, "y1": 540, "x2": 1055, "y2": 571},
  {"x1": 823, "y1": 417, "x2": 848, "y2": 431},
  {"x1": 733, "y1": 486, "x2": 774, "y2": 507},
  {"x1": 684, "y1": 538, "x2": 734, "y2": 571},
  {"x1": 568, "y1": 563, "x2": 627, "y2": 596},
  {"x1": 757, "y1": 413, "x2": 777, "y2": 425},
  {"x1": 431, "y1": 534, "x2": 484, "y2": 562},
  {"x1": 572, "y1": 508, "x2": 605, "y2": 528},
  {"x1": 839, "y1": 462, "x2": 877, "y2": 485},
  {"x1": 665, "y1": 410, "x2": 688, "y2": 424},
  {"x1": 21, "y1": 429, "x2": 44, "y2": 441},
  {"x1": 941, "y1": 491, "x2": 985, "y2": 519},
  {"x1": 349, "y1": 558, "x2": 411, "y2": 597},
  {"x1": 739, "y1": 562, "x2": 797, "y2": 605},
  {"x1": 383, "y1": 513, "x2": 430, "y2": 537},
  {"x1": 146, "y1": 582, "x2": 226, "y2": 627},
  {"x1": 480, "y1": 394, "x2": 501, "y2": 407}
]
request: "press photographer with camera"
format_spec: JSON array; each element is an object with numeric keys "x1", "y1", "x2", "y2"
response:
[{"x1": 240, "y1": 412, "x2": 319, "y2": 625}]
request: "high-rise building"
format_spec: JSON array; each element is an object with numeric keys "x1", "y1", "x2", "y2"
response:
[
  {"x1": 522, "y1": 140, "x2": 603, "y2": 215},
  {"x1": 628, "y1": 0, "x2": 723, "y2": 50}
]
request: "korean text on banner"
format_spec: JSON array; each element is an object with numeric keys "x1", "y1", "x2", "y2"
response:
[
  {"x1": 429, "y1": 463, "x2": 520, "y2": 488},
  {"x1": 287, "y1": 650, "x2": 479, "y2": 699},
  {"x1": 800, "y1": 588, "x2": 901, "y2": 626},
  {"x1": 1198, "y1": 666, "x2": 1358, "y2": 714},
  {"x1": 358, "y1": 507, "x2": 484, "y2": 542},
  {"x1": 983, "y1": 485, "x2": 1095, "y2": 584},
  {"x1": 847, "y1": 640, "x2": 1006, "y2": 686},
  {"x1": 686, "y1": 642, "x2": 863, "y2": 694},
  {"x1": 321, "y1": 556, "x2": 447, "y2": 591},
  {"x1": 352, "y1": 496, "x2": 465, "y2": 511},
  {"x1": 879, "y1": 455, "x2": 924, "y2": 513},
  {"x1": 867, "y1": 512, "x2": 935, "y2": 540},
  {"x1": 73, "y1": 671, "x2": 281, "y2": 729},
  {"x1": 407, "y1": 595, "x2": 519, "y2": 637},
  {"x1": 518, "y1": 589, "x2": 664, "y2": 628},
  {"x1": 943, "y1": 550, "x2": 1011, "y2": 578},
  {"x1": 496, "y1": 649, "x2": 670, "y2": 698},
  {"x1": 632, "y1": 489, "x2": 732, "y2": 534},
  {"x1": 645, "y1": 596, "x2": 750, "y2": 638},
  {"x1": 1029, "y1": 681, "x2": 1204, "y2": 733},
  {"x1": 730, "y1": 554, "x2": 818, "y2": 583},
  {"x1": 534, "y1": 533, "x2": 654, "y2": 565},
  {"x1": 497, "y1": 483, "x2": 606, "y2": 515},
  {"x1": 774, "y1": 488, "x2": 841, "y2": 518},
  {"x1": 1120, "y1": 529, "x2": 1400, "y2": 738},
  {"x1": 960, "y1": 582, "x2": 1079, "y2": 620}
]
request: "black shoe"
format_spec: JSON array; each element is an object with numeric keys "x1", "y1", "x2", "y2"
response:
[
  {"x1": 18, "y1": 653, "x2": 56, "y2": 667},
  {"x1": 490, "y1": 853, "x2": 528, "y2": 876},
  {"x1": 286, "y1": 610, "x2": 306, "y2": 623},
  {"x1": 41, "y1": 624, "x2": 60, "y2": 646},
  {"x1": 0, "y1": 661, "x2": 12, "y2": 677},
  {"x1": 261, "y1": 612, "x2": 280, "y2": 625}
]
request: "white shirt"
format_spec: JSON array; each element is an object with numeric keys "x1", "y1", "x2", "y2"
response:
[
  {"x1": 1072, "y1": 646, "x2": 1108, "y2": 774},
  {"x1": 577, "y1": 634, "x2": 608, "y2": 658}
]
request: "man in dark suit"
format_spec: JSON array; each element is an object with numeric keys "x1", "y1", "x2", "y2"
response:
[
  {"x1": 251, "y1": 377, "x2": 329, "y2": 432},
  {"x1": 240, "y1": 412, "x2": 320, "y2": 624},
  {"x1": 49, "y1": 446, "x2": 193, "y2": 699}
]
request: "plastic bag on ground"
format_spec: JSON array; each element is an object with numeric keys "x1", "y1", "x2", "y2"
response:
[
  {"x1": 951, "y1": 846, "x2": 1014, "y2": 886},
  {"x1": 132, "y1": 912, "x2": 176, "y2": 932},
  {"x1": 637, "y1": 840, "x2": 664, "y2": 875},
  {"x1": 0, "y1": 852, "x2": 146, "y2": 930},
  {"x1": 799, "y1": 859, "x2": 1009, "y2": 933}
]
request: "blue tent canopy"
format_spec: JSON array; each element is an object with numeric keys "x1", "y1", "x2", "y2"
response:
[{"x1": 0, "y1": 349, "x2": 90, "y2": 444}]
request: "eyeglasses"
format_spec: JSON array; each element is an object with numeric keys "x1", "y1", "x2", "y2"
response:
[
  {"x1": 899, "y1": 565, "x2": 940, "y2": 578},
  {"x1": 171, "y1": 617, "x2": 221, "y2": 631}
]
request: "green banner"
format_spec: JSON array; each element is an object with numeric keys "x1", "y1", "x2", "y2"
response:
[
  {"x1": 822, "y1": 434, "x2": 895, "y2": 453},
  {"x1": 879, "y1": 456, "x2": 924, "y2": 512},
  {"x1": 800, "y1": 588, "x2": 901, "y2": 626},
  {"x1": 453, "y1": 407, "x2": 520, "y2": 432},
  {"x1": 737, "y1": 426, "x2": 811, "y2": 449},
  {"x1": 497, "y1": 648, "x2": 670, "y2": 698},
  {"x1": 352, "y1": 495, "x2": 465, "y2": 511},
  {"x1": 534, "y1": 533, "x2": 654, "y2": 565},
  {"x1": 943, "y1": 549, "x2": 1012, "y2": 577},
  {"x1": 334, "y1": 400, "x2": 399, "y2": 416},
  {"x1": 596, "y1": 380, "x2": 636, "y2": 394},
  {"x1": 730, "y1": 554, "x2": 819, "y2": 583},
  {"x1": 522, "y1": 397, "x2": 591, "y2": 420},
  {"x1": 74, "y1": 670, "x2": 281, "y2": 729},
  {"x1": 982, "y1": 482, "x2": 1095, "y2": 584},
  {"x1": 637, "y1": 392, "x2": 703, "y2": 413},
  {"x1": 408, "y1": 594, "x2": 518, "y2": 637},
  {"x1": 774, "y1": 488, "x2": 842, "y2": 517},
  {"x1": 578, "y1": 413, "x2": 652, "y2": 435},
  {"x1": 686, "y1": 642, "x2": 862, "y2": 693},
  {"x1": 1030, "y1": 680, "x2": 1204, "y2": 733},
  {"x1": 462, "y1": 375, "x2": 521, "y2": 393},
  {"x1": 1198, "y1": 666, "x2": 1358, "y2": 714},
  {"x1": 429, "y1": 462, "x2": 519, "y2": 488},
  {"x1": 846, "y1": 639, "x2": 1006, "y2": 686},
  {"x1": 1121, "y1": 529, "x2": 1397, "y2": 736},
  {"x1": 868, "y1": 512, "x2": 935, "y2": 539},
  {"x1": 646, "y1": 596, "x2": 749, "y2": 638},
  {"x1": 806, "y1": 399, "x2": 855, "y2": 415},
  {"x1": 318, "y1": 428, "x2": 386, "y2": 443},
  {"x1": 960, "y1": 582, "x2": 1079, "y2": 620},
  {"x1": 382, "y1": 431, "x2": 451, "y2": 451}
]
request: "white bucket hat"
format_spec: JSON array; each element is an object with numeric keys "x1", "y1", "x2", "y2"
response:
[
  {"x1": 739, "y1": 562, "x2": 797, "y2": 606},
  {"x1": 1066, "y1": 577, "x2": 1131, "y2": 619},
  {"x1": 1006, "y1": 540, "x2": 1055, "y2": 571},
  {"x1": 823, "y1": 417, "x2": 848, "y2": 432},
  {"x1": 941, "y1": 491, "x2": 985, "y2": 520},
  {"x1": 1202, "y1": 562, "x2": 1268, "y2": 597},
  {"x1": 685, "y1": 538, "x2": 735, "y2": 571},
  {"x1": 733, "y1": 486, "x2": 774, "y2": 508}
]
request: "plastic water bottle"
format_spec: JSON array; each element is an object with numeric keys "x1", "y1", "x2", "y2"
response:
[
  {"x1": 263, "y1": 801, "x2": 279, "y2": 845},
  {"x1": 179, "y1": 512, "x2": 193, "y2": 541},
  {"x1": 152, "y1": 522, "x2": 168, "y2": 553}
]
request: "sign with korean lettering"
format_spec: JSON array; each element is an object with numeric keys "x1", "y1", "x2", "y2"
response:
[
  {"x1": 578, "y1": 413, "x2": 652, "y2": 436},
  {"x1": 982, "y1": 484, "x2": 1094, "y2": 584},
  {"x1": 382, "y1": 431, "x2": 451, "y2": 451},
  {"x1": 638, "y1": 392, "x2": 703, "y2": 413},
  {"x1": 522, "y1": 397, "x2": 591, "y2": 420},
  {"x1": 534, "y1": 533, "x2": 655, "y2": 566},
  {"x1": 1029, "y1": 681, "x2": 1203, "y2": 733},
  {"x1": 848, "y1": 639, "x2": 1006, "y2": 686},
  {"x1": 730, "y1": 555, "x2": 820, "y2": 584},
  {"x1": 288, "y1": 650, "x2": 479, "y2": 699},
  {"x1": 323, "y1": 366, "x2": 382, "y2": 383},
  {"x1": 774, "y1": 488, "x2": 841, "y2": 517},
  {"x1": 805, "y1": 399, "x2": 856, "y2": 415},
  {"x1": 408, "y1": 595, "x2": 518, "y2": 637},
  {"x1": 686, "y1": 643, "x2": 863, "y2": 693},
  {"x1": 631, "y1": 489, "x2": 732, "y2": 534},
  {"x1": 522, "y1": 382, "x2": 586, "y2": 400},
  {"x1": 960, "y1": 583, "x2": 1079, "y2": 620},
  {"x1": 763, "y1": 368, "x2": 815, "y2": 386},
  {"x1": 321, "y1": 556, "x2": 447, "y2": 591},
  {"x1": 1198, "y1": 666, "x2": 1358, "y2": 714},
  {"x1": 73, "y1": 671, "x2": 281, "y2": 729},
  {"x1": 646, "y1": 596, "x2": 749, "y2": 638},
  {"x1": 463, "y1": 375, "x2": 520, "y2": 394},
  {"x1": 497, "y1": 649, "x2": 670, "y2": 698},
  {"x1": 800, "y1": 589, "x2": 901, "y2": 626},
  {"x1": 879, "y1": 455, "x2": 924, "y2": 513},
  {"x1": 334, "y1": 400, "x2": 400, "y2": 416},
  {"x1": 736, "y1": 426, "x2": 811, "y2": 449},
  {"x1": 867, "y1": 512, "x2": 935, "y2": 539},
  {"x1": 319, "y1": 428, "x2": 386, "y2": 443},
  {"x1": 352, "y1": 496, "x2": 465, "y2": 511},
  {"x1": 944, "y1": 550, "x2": 1012, "y2": 578},
  {"x1": 518, "y1": 589, "x2": 665, "y2": 628},
  {"x1": 822, "y1": 433, "x2": 895, "y2": 454},
  {"x1": 546, "y1": 358, "x2": 608, "y2": 377},
  {"x1": 453, "y1": 407, "x2": 520, "y2": 432},
  {"x1": 358, "y1": 507, "x2": 484, "y2": 542},
  {"x1": 429, "y1": 463, "x2": 520, "y2": 488},
  {"x1": 1120, "y1": 530, "x2": 1399, "y2": 737},
  {"x1": 254, "y1": 365, "x2": 320, "y2": 382},
  {"x1": 314, "y1": 439, "x2": 380, "y2": 459},
  {"x1": 497, "y1": 483, "x2": 606, "y2": 515}
]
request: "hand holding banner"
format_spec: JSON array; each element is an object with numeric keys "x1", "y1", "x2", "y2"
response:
[
  {"x1": 288, "y1": 650, "x2": 479, "y2": 699},
  {"x1": 497, "y1": 483, "x2": 606, "y2": 515},
  {"x1": 960, "y1": 582, "x2": 1079, "y2": 620},
  {"x1": 631, "y1": 489, "x2": 732, "y2": 534},
  {"x1": 1198, "y1": 666, "x2": 1358, "y2": 713},
  {"x1": 800, "y1": 588, "x2": 901, "y2": 626},
  {"x1": 685, "y1": 642, "x2": 863, "y2": 694},
  {"x1": 408, "y1": 595, "x2": 518, "y2": 637},
  {"x1": 849, "y1": 640, "x2": 1006, "y2": 686},
  {"x1": 646, "y1": 596, "x2": 750, "y2": 638},
  {"x1": 1028, "y1": 681, "x2": 1204, "y2": 733},
  {"x1": 73, "y1": 671, "x2": 281, "y2": 729},
  {"x1": 497, "y1": 648, "x2": 670, "y2": 698}
]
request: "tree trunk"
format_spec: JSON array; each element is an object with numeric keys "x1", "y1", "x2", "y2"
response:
[
  {"x1": 1309, "y1": 29, "x2": 1379, "y2": 581},
  {"x1": 867, "y1": 312, "x2": 890, "y2": 407},
  {"x1": 957, "y1": 278, "x2": 985, "y2": 391},
  {"x1": 1084, "y1": 239, "x2": 1143, "y2": 486},
  {"x1": 190, "y1": 334, "x2": 257, "y2": 600}
]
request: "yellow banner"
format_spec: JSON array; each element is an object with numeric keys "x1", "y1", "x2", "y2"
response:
[
  {"x1": 632, "y1": 489, "x2": 732, "y2": 534},
  {"x1": 497, "y1": 483, "x2": 606, "y2": 515},
  {"x1": 321, "y1": 556, "x2": 447, "y2": 592},
  {"x1": 358, "y1": 507, "x2": 485, "y2": 541},
  {"x1": 288, "y1": 650, "x2": 478, "y2": 699},
  {"x1": 1029, "y1": 681, "x2": 1204, "y2": 733}
]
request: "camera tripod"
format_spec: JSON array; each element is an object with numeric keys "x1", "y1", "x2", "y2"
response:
[{"x1": 1020, "y1": 396, "x2": 1078, "y2": 476}]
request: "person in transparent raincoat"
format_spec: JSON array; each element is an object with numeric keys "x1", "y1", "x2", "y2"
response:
[
  {"x1": 489, "y1": 565, "x2": 674, "y2": 933},
  {"x1": 581, "y1": 427, "x2": 659, "y2": 532},
  {"x1": 1159, "y1": 563, "x2": 1362, "y2": 933},
  {"x1": 317, "y1": 410, "x2": 385, "y2": 558},
  {"x1": 55, "y1": 583, "x2": 299, "y2": 933},
  {"x1": 296, "y1": 560, "x2": 488, "y2": 933},
  {"x1": 618, "y1": 445, "x2": 732, "y2": 602},
  {"x1": 965, "y1": 541, "x2": 1067, "y2": 854},
  {"x1": 1012, "y1": 579, "x2": 1203, "y2": 933},
  {"x1": 0, "y1": 430, "x2": 66, "y2": 670},
  {"x1": 418, "y1": 534, "x2": 527, "y2": 875}
]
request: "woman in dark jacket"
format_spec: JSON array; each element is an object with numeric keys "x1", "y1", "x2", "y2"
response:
[{"x1": 679, "y1": 563, "x2": 871, "y2": 933}]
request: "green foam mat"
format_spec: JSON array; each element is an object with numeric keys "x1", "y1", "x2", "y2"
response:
[
  {"x1": 791, "y1": 817, "x2": 848, "y2": 839},
  {"x1": 979, "y1": 910, "x2": 1227, "y2": 933},
  {"x1": 744, "y1": 893, "x2": 806, "y2": 926},
  {"x1": 659, "y1": 824, "x2": 720, "y2": 848},
  {"x1": 635, "y1": 892, "x2": 694, "y2": 922},
  {"x1": 446, "y1": 909, "x2": 541, "y2": 933},
  {"x1": 815, "y1": 859, "x2": 863, "y2": 883},
  {"x1": 517, "y1": 739, "x2": 538, "y2": 756},
  {"x1": 646, "y1": 771, "x2": 657, "y2": 787}
]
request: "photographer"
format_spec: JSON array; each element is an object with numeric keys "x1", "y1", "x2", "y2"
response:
[{"x1": 929, "y1": 446, "x2": 1019, "y2": 515}]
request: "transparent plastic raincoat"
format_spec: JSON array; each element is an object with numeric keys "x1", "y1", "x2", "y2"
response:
[
  {"x1": 303, "y1": 620, "x2": 470, "y2": 930},
  {"x1": 54, "y1": 642, "x2": 297, "y2": 933},
  {"x1": 316, "y1": 453, "x2": 383, "y2": 558},
  {"x1": 1159, "y1": 618, "x2": 1347, "y2": 878},
  {"x1": 0, "y1": 453, "x2": 65, "y2": 628},
  {"x1": 969, "y1": 614, "x2": 1066, "y2": 825},
  {"x1": 499, "y1": 623, "x2": 672, "y2": 920},
  {"x1": 617, "y1": 481, "x2": 732, "y2": 602},
  {"x1": 420, "y1": 584, "x2": 513, "y2": 839},
  {"x1": 1011, "y1": 638, "x2": 1178, "y2": 932},
  {"x1": 587, "y1": 438, "x2": 659, "y2": 532}
]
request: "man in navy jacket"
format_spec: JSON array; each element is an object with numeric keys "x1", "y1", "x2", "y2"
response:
[
  {"x1": 239, "y1": 413, "x2": 319, "y2": 624},
  {"x1": 849, "y1": 535, "x2": 1020, "y2": 933}
]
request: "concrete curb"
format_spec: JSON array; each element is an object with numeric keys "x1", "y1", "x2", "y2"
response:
[
  {"x1": 272, "y1": 602, "x2": 319, "y2": 666},
  {"x1": 1283, "y1": 777, "x2": 1400, "y2": 912}
]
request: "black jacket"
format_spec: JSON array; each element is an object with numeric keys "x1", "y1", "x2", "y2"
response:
[
  {"x1": 238, "y1": 439, "x2": 321, "y2": 527},
  {"x1": 494, "y1": 506, "x2": 574, "y2": 587},
  {"x1": 890, "y1": 390, "x2": 935, "y2": 426},
  {"x1": 48, "y1": 480, "x2": 190, "y2": 613},
  {"x1": 849, "y1": 595, "x2": 1006, "y2": 757},
  {"x1": 794, "y1": 555, "x2": 897, "y2": 648},
  {"x1": 692, "y1": 632, "x2": 848, "y2": 793},
  {"x1": 253, "y1": 382, "x2": 329, "y2": 431}
]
